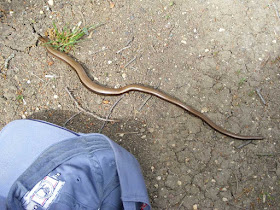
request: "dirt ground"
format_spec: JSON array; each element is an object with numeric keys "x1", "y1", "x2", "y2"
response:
[{"x1": 1, "y1": 0, "x2": 280, "y2": 209}]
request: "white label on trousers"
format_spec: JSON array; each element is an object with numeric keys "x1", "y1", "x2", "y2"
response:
[{"x1": 22, "y1": 175, "x2": 65, "y2": 210}]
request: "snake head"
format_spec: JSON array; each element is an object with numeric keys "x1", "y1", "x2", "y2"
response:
[{"x1": 38, "y1": 36, "x2": 49, "y2": 43}]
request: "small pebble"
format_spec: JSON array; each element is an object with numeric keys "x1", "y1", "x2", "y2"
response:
[
  {"x1": 27, "y1": 80, "x2": 31, "y2": 84},
  {"x1": 165, "y1": 22, "x2": 171, "y2": 29},
  {"x1": 122, "y1": 73, "x2": 127, "y2": 79},
  {"x1": 54, "y1": 95, "x2": 58, "y2": 99},
  {"x1": 114, "y1": 84, "x2": 120, "y2": 88},
  {"x1": 108, "y1": 60, "x2": 112, "y2": 64},
  {"x1": 48, "y1": 0, "x2": 54, "y2": 6},
  {"x1": 219, "y1": 28, "x2": 225, "y2": 32},
  {"x1": 156, "y1": 176, "x2": 162, "y2": 181},
  {"x1": 140, "y1": 128, "x2": 145, "y2": 133},
  {"x1": 148, "y1": 128, "x2": 154, "y2": 133},
  {"x1": 22, "y1": 114, "x2": 26, "y2": 119},
  {"x1": 181, "y1": 40, "x2": 187, "y2": 45},
  {"x1": 193, "y1": 204, "x2": 198, "y2": 210},
  {"x1": 177, "y1": 181, "x2": 182, "y2": 186},
  {"x1": 39, "y1": 10, "x2": 44, "y2": 14},
  {"x1": 201, "y1": 107, "x2": 209, "y2": 113},
  {"x1": 96, "y1": 97, "x2": 102, "y2": 105},
  {"x1": 222, "y1": 197, "x2": 228, "y2": 202}
]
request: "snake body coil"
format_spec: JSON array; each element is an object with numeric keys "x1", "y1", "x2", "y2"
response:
[{"x1": 39, "y1": 36, "x2": 263, "y2": 140}]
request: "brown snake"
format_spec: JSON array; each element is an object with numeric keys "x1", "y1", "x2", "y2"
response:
[{"x1": 39, "y1": 36, "x2": 263, "y2": 140}]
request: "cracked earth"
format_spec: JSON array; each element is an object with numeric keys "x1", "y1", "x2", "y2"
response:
[{"x1": 1, "y1": 0, "x2": 280, "y2": 209}]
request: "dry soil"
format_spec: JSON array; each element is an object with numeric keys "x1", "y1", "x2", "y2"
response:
[{"x1": 1, "y1": 0, "x2": 280, "y2": 209}]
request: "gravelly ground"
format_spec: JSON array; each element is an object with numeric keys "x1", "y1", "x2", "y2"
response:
[{"x1": 1, "y1": 0, "x2": 280, "y2": 209}]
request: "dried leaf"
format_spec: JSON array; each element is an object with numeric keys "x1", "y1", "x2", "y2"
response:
[{"x1": 110, "y1": 2, "x2": 115, "y2": 8}]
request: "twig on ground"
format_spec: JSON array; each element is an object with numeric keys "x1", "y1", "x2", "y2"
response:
[
  {"x1": 234, "y1": 174, "x2": 239, "y2": 195},
  {"x1": 138, "y1": 95, "x2": 153, "y2": 111},
  {"x1": 65, "y1": 87, "x2": 115, "y2": 122},
  {"x1": 116, "y1": 45, "x2": 131, "y2": 54},
  {"x1": 256, "y1": 88, "x2": 266, "y2": 105},
  {"x1": 78, "y1": 8, "x2": 86, "y2": 27},
  {"x1": 273, "y1": 2, "x2": 280, "y2": 20},
  {"x1": 45, "y1": 74, "x2": 59, "y2": 79},
  {"x1": 138, "y1": 82, "x2": 161, "y2": 111},
  {"x1": 99, "y1": 95, "x2": 125, "y2": 133},
  {"x1": 124, "y1": 56, "x2": 137, "y2": 68},
  {"x1": 256, "y1": 153, "x2": 280, "y2": 157},
  {"x1": 4, "y1": 53, "x2": 15, "y2": 69},
  {"x1": 92, "y1": 46, "x2": 107, "y2": 54},
  {"x1": 116, "y1": 131, "x2": 139, "y2": 136},
  {"x1": 125, "y1": 36, "x2": 134, "y2": 46},
  {"x1": 177, "y1": 200, "x2": 184, "y2": 210},
  {"x1": 29, "y1": 71, "x2": 45, "y2": 82},
  {"x1": 227, "y1": 202, "x2": 247, "y2": 210},
  {"x1": 151, "y1": 44, "x2": 157, "y2": 53},
  {"x1": 63, "y1": 111, "x2": 82, "y2": 127},
  {"x1": 236, "y1": 140, "x2": 253, "y2": 149}
]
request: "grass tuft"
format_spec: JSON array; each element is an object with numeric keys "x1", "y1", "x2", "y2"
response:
[{"x1": 45, "y1": 22, "x2": 102, "y2": 52}]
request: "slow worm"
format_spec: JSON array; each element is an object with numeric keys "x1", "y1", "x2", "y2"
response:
[{"x1": 39, "y1": 36, "x2": 263, "y2": 140}]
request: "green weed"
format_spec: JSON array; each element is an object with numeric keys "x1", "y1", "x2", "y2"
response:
[
  {"x1": 263, "y1": 192, "x2": 274, "y2": 201},
  {"x1": 169, "y1": 1, "x2": 175, "y2": 6},
  {"x1": 236, "y1": 69, "x2": 241, "y2": 75},
  {"x1": 248, "y1": 90, "x2": 255, "y2": 97},
  {"x1": 165, "y1": 14, "x2": 171, "y2": 20},
  {"x1": 45, "y1": 22, "x2": 102, "y2": 52},
  {"x1": 238, "y1": 77, "x2": 247, "y2": 86},
  {"x1": 16, "y1": 94, "x2": 24, "y2": 102}
]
